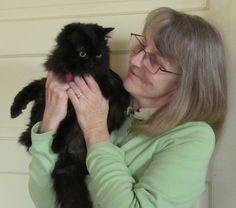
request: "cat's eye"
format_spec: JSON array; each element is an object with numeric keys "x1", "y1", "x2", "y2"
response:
[
  {"x1": 96, "y1": 54, "x2": 102, "y2": 59},
  {"x1": 79, "y1": 51, "x2": 87, "y2": 58}
]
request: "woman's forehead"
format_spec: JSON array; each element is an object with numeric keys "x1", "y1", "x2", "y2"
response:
[
  {"x1": 146, "y1": 36, "x2": 177, "y2": 70},
  {"x1": 144, "y1": 32, "x2": 162, "y2": 54}
]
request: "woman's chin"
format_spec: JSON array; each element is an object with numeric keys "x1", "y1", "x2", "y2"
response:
[{"x1": 123, "y1": 77, "x2": 136, "y2": 95}]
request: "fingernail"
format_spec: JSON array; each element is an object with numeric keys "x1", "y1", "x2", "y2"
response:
[
  {"x1": 74, "y1": 76, "x2": 81, "y2": 82},
  {"x1": 68, "y1": 82, "x2": 74, "y2": 88},
  {"x1": 86, "y1": 75, "x2": 92, "y2": 80}
]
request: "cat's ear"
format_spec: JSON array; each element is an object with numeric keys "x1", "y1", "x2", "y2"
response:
[
  {"x1": 103, "y1": 27, "x2": 114, "y2": 37},
  {"x1": 97, "y1": 27, "x2": 114, "y2": 38},
  {"x1": 56, "y1": 23, "x2": 78, "y2": 44}
]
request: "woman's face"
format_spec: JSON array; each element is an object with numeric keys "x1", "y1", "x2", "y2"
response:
[{"x1": 123, "y1": 34, "x2": 181, "y2": 108}]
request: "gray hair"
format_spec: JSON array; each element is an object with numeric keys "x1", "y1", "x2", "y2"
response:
[{"x1": 132, "y1": 7, "x2": 227, "y2": 138}]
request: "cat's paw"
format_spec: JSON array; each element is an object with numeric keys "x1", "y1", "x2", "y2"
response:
[{"x1": 10, "y1": 104, "x2": 25, "y2": 118}]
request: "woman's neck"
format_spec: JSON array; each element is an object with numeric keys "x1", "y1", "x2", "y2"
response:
[{"x1": 132, "y1": 91, "x2": 174, "y2": 110}]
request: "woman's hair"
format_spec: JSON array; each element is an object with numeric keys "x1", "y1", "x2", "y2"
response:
[{"x1": 132, "y1": 7, "x2": 227, "y2": 139}]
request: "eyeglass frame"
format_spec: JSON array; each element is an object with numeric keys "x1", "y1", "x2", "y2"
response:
[{"x1": 130, "y1": 33, "x2": 182, "y2": 76}]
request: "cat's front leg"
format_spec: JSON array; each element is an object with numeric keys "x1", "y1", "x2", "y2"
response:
[
  {"x1": 10, "y1": 78, "x2": 46, "y2": 118},
  {"x1": 51, "y1": 105, "x2": 76, "y2": 153},
  {"x1": 51, "y1": 118, "x2": 70, "y2": 153}
]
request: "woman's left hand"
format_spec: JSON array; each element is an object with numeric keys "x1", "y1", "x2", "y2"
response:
[{"x1": 67, "y1": 75, "x2": 111, "y2": 148}]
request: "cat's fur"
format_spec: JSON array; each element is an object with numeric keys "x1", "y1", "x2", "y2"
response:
[{"x1": 10, "y1": 23, "x2": 130, "y2": 208}]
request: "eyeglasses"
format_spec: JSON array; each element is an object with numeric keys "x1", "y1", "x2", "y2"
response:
[{"x1": 129, "y1": 33, "x2": 182, "y2": 76}]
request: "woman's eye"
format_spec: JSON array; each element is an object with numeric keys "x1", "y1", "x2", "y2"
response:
[
  {"x1": 79, "y1": 51, "x2": 87, "y2": 58},
  {"x1": 149, "y1": 54, "x2": 158, "y2": 65},
  {"x1": 96, "y1": 54, "x2": 102, "y2": 58},
  {"x1": 141, "y1": 40, "x2": 147, "y2": 47}
]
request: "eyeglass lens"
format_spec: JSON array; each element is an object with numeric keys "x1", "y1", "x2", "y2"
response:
[
  {"x1": 129, "y1": 34, "x2": 182, "y2": 76},
  {"x1": 130, "y1": 34, "x2": 159, "y2": 73}
]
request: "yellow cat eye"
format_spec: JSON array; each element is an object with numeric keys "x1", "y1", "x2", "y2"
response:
[
  {"x1": 96, "y1": 54, "x2": 102, "y2": 58},
  {"x1": 79, "y1": 51, "x2": 87, "y2": 58}
]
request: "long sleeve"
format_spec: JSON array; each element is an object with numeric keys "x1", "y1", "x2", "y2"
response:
[
  {"x1": 86, "y1": 122, "x2": 215, "y2": 208},
  {"x1": 28, "y1": 122, "x2": 57, "y2": 208}
]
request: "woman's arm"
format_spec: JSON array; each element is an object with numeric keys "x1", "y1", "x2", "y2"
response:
[
  {"x1": 28, "y1": 122, "x2": 57, "y2": 208},
  {"x1": 28, "y1": 71, "x2": 69, "y2": 207},
  {"x1": 86, "y1": 124, "x2": 215, "y2": 208},
  {"x1": 66, "y1": 75, "x2": 215, "y2": 207}
]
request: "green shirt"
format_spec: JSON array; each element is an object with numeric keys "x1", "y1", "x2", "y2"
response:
[{"x1": 28, "y1": 111, "x2": 215, "y2": 208}]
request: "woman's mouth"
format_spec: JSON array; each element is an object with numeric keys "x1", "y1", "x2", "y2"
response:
[{"x1": 128, "y1": 67, "x2": 139, "y2": 79}]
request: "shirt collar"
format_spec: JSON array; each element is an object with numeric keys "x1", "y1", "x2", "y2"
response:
[{"x1": 127, "y1": 107, "x2": 156, "y2": 121}]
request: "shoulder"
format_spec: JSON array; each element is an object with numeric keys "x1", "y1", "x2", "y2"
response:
[
  {"x1": 148, "y1": 122, "x2": 215, "y2": 201},
  {"x1": 159, "y1": 121, "x2": 215, "y2": 141},
  {"x1": 155, "y1": 121, "x2": 215, "y2": 155},
  {"x1": 168, "y1": 121, "x2": 214, "y2": 139}
]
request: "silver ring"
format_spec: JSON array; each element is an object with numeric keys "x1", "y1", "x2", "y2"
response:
[{"x1": 75, "y1": 92, "x2": 82, "y2": 99}]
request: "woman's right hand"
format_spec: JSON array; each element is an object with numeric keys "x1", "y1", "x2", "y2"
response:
[{"x1": 40, "y1": 71, "x2": 70, "y2": 133}]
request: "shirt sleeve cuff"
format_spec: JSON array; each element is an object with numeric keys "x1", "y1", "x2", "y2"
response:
[{"x1": 30, "y1": 122, "x2": 57, "y2": 157}]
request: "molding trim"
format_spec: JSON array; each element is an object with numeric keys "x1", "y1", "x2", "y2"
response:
[
  {"x1": 0, "y1": 0, "x2": 209, "y2": 22},
  {"x1": 0, "y1": 53, "x2": 47, "y2": 59},
  {"x1": 0, "y1": 50, "x2": 129, "y2": 59},
  {"x1": 0, "y1": 171, "x2": 27, "y2": 175},
  {"x1": 0, "y1": 137, "x2": 17, "y2": 141}
]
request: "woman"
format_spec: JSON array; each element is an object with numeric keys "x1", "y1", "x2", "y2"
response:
[{"x1": 28, "y1": 7, "x2": 227, "y2": 208}]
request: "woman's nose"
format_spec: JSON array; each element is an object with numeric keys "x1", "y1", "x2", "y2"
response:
[{"x1": 130, "y1": 51, "x2": 145, "y2": 67}]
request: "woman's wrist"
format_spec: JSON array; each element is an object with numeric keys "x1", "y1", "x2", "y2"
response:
[
  {"x1": 40, "y1": 115, "x2": 59, "y2": 133},
  {"x1": 83, "y1": 127, "x2": 111, "y2": 149},
  {"x1": 40, "y1": 122, "x2": 55, "y2": 133}
]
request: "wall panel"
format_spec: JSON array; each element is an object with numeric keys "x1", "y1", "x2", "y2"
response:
[
  {"x1": 0, "y1": 0, "x2": 208, "y2": 21},
  {"x1": 0, "y1": 0, "x2": 212, "y2": 207},
  {"x1": 0, "y1": 174, "x2": 34, "y2": 207}
]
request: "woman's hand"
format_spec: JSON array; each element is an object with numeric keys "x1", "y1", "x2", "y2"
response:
[
  {"x1": 40, "y1": 71, "x2": 70, "y2": 133},
  {"x1": 67, "y1": 75, "x2": 111, "y2": 148}
]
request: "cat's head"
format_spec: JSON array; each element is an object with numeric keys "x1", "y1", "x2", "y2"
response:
[{"x1": 46, "y1": 23, "x2": 114, "y2": 80}]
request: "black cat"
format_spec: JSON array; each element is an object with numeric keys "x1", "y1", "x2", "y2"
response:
[{"x1": 10, "y1": 23, "x2": 130, "y2": 208}]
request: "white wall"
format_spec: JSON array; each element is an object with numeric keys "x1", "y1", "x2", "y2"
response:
[
  {"x1": 206, "y1": 1, "x2": 236, "y2": 207},
  {"x1": 0, "y1": 0, "x2": 235, "y2": 207}
]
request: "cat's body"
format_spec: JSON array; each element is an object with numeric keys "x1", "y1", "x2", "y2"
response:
[{"x1": 11, "y1": 23, "x2": 130, "y2": 208}]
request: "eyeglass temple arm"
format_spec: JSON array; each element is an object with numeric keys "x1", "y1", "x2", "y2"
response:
[{"x1": 130, "y1": 33, "x2": 142, "y2": 37}]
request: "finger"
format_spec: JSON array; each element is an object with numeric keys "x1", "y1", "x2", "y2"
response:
[
  {"x1": 67, "y1": 88, "x2": 84, "y2": 113},
  {"x1": 47, "y1": 81, "x2": 70, "y2": 98},
  {"x1": 69, "y1": 82, "x2": 85, "y2": 99},
  {"x1": 47, "y1": 71, "x2": 70, "y2": 91},
  {"x1": 46, "y1": 71, "x2": 57, "y2": 85},
  {"x1": 57, "y1": 82, "x2": 70, "y2": 90},
  {"x1": 46, "y1": 71, "x2": 57, "y2": 92},
  {"x1": 74, "y1": 76, "x2": 91, "y2": 95},
  {"x1": 84, "y1": 75, "x2": 102, "y2": 95},
  {"x1": 47, "y1": 71, "x2": 53, "y2": 79},
  {"x1": 67, "y1": 88, "x2": 79, "y2": 104},
  {"x1": 45, "y1": 71, "x2": 54, "y2": 102},
  {"x1": 45, "y1": 71, "x2": 52, "y2": 89},
  {"x1": 46, "y1": 72, "x2": 70, "y2": 105}
]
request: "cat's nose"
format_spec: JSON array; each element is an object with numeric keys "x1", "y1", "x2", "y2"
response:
[{"x1": 90, "y1": 62, "x2": 94, "y2": 68}]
